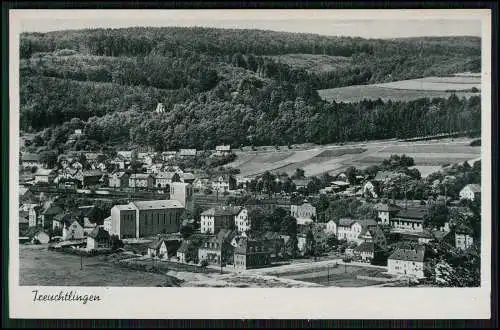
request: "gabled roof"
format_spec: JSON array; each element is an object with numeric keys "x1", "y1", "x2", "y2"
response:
[
  {"x1": 374, "y1": 203, "x2": 401, "y2": 212},
  {"x1": 389, "y1": 246, "x2": 426, "y2": 262},
  {"x1": 129, "y1": 173, "x2": 153, "y2": 180},
  {"x1": 155, "y1": 171, "x2": 178, "y2": 179},
  {"x1": 35, "y1": 169, "x2": 55, "y2": 176},
  {"x1": 374, "y1": 171, "x2": 398, "y2": 181},
  {"x1": 177, "y1": 240, "x2": 192, "y2": 254},
  {"x1": 88, "y1": 227, "x2": 110, "y2": 240},
  {"x1": 201, "y1": 206, "x2": 242, "y2": 217},
  {"x1": 179, "y1": 149, "x2": 197, "y2": 156},
  {"x1": 82, "y1": 170, "x2": 104, "y2": 177},
  {"x1": 234, "y1": 238, "x2": 267, "y2": 255},
  {"x1": 42, "y1": 204, "x2": 63, "y2": 216},
  {"x1": 354, "y1": 242, "x2": 375, "y2": 253},
  {"x1": 216, "y1": 145, "x2": 231, "y2": 151},
  {"x1": 462, "y1": 184, "x2": 481, "y2": 193},
  {"x1": 181, "y1": 173, "x2": 195, "y2": 180},
  {"x1": 148, "y1": 238, "x2": 166, "y2": 250},
  {"x1": 394, "y1": 207, "x2": 429, "y2": 221},
  {"x1": 19, "y1": 211, "x2": 29, "y2": 224},
  {"x1": 338, "y1": 218, "x2": 357, "y2": 227}
]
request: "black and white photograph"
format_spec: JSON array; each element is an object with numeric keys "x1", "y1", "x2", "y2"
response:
[{"x1": 8, "y1": 8, "x2": 492, "y2": 319}]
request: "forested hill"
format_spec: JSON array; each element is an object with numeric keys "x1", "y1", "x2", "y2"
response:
[{"x1": 20, "y1": 27, "x2": 481, "y2": 152}]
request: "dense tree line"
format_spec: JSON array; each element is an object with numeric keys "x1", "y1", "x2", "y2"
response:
[
  {"x1": 20, "y1": 28, "x2": 481, "y2": 151},
  {"x1": 20, "y1": 27, "x2": 480, "y2": 59}
]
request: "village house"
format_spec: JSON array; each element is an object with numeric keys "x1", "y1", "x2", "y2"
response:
[
  {"x1": 200, "y1": 205, "x2": 242, "y2": 234},
  {"x1": 193, "y1": 178, "x2": 209, "y2": 190},
  {"x1": 180, "y1": 172, "x2": 196, "y2": 184},
  {"x1": 109, "y1": 200, "x2": 185, "y2": 239},
  {"x1": 178, "y1": 149, "x2": 197, "y2": 158},
  {"x1": 198, "y1": 229, "x2": 235, "y2": 265},
  {"x1": 292, "y1": 179, "x2": 311, "y2": 191},
  {"x1": 373, "y1": 171, "x2": 399, "y2": 183},
  {"x1": 390, "y1": 206, "x2": 428, "y2": 233},
  {"x1": 290, "y1": 202, "x2": 317, "y2": 225},
  {"x1": 86, "y1": 227, "x2": 110, "y2": 251},
  {"x1": 459, "y1": 184, "x2": 481, "y2": 201},
  {"x1": 357, "y1": 225, "x2": 387, "y2": 248},
  {"x1": 296, "y1": 233, "x2": 309, "y2": 256},
  {"x1": 387, "y1": 245, "x2": 427, "y2": 279},
  {"x1": 154, "y1": 171, "x2": 180, "y2": 188},
  {"x1": 233, "y1": 208, "x2": 251, "y2": 233},
  {"x1": 21, "y1": 153, "x2": 45, "y2": 169},
  {"x1": 34, "y1": 169, "x2": 57, "y2": 185},
  {"x1": 325, "y1": 220, "x2": 337, "y2": 234},
  {"x1": 147, "y1": 238, "x2": 169, "y2": 258},
  {"x1": 176, "y1": 240, "x2": 199, "y2": 263},
  {"x1": 28, "y1": 205, "x2": 40, "y2": 227},
  {"x1": 363, "y1": 181, "x2": 379, "y2": 198},
  {"x1": 262, "y1": 231, "x2": 286, "y2": 259},
  {"x1": 117, "y1": 150, "x2": 133, "y2": 160},
  {"x1": 63, "y1": 219, "x2": 85, "y2": 241},
  {"x1": 19, "y1": 211, "x2": 29, "y2": 234},
  {"x1": 81, "y1": 170, "x2": 105, "y2": 187},
  {"x1": 84, "y1": 152, "x2": 103, "y2": 165},
  {"x1": 108, "y1": 171, "x2": 130, "y2": 189},
  {"x1": 110, "y1": 154, "x2": 129, "y2": 170},
  {"x1": 374, "y1": 203, "x2": 401, "y2": 225},
  {"x1": 337, "y1": 218, "x2": 378, "y2": 245},
  {"x1": 155, "y1": 102, "x2": 166, "y2": 114},
  {"x1": 161, "y1": 151, "x2": 178, "y2": 161},
  {"x1": 214, "y1": 145, "x2": 231, "y2": 157},
  {"x1": 212, "y1": 175, "x2": 237, "y2": 192},
  {"x1": 129, "y1": 173, "x2": 155, "y2": 189},
  {"x1": 40, "y1": 204, "x2": 63, "y2": 229},
  {"x1": 52, "y1": 212, "x2": 71, "y2": 231},
  {"x1": 103, "y1": 216, "x2": 112, "y2": 233},
  {"x1": 454, "y1": 225, "x2": 474, "y2": 250},
  {"x1": 233, "y1": 238, "x2": 272, "y2": 270},
  {"x1": 353, "y1": 242, "x2": 378, "y2": 263}
]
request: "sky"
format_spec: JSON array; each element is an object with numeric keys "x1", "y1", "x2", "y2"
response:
[{"x1": 11, "y1": 9, "x2": 484, "y2": 39}]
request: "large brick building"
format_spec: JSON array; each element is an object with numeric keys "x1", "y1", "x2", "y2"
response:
[{"x1": 110, "y1": 200, "x2": 185, "y2": 239}]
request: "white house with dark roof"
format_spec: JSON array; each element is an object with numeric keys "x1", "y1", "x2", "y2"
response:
[
  {"x1": 459, "y1": 184, "x2": 481, "y2": 201},
  {"x1": 21, "y1": 153, "x2": 45, "y2": 169},
  {"x1": 214, "y1": 145, "x2": 231, "y2": 157},
  {"x1": 291, "y1": 202, "x2": 316, "y2": 225},
  {"x1": 337, "y1": 218, "x2": 378, "y2": 245},
  {"x1": 390, "y1": 206, "x2": 428, "y2": 233},
  {"x1": 179, "y1": 149, "x2": 197, "y2": 158},
  {"x1": 200, "y1": 206, "x2": 243, "y2": 234},
  {"x1": 388, "y1": 245, "x2": 426, "y2": 279},
  {"x1": 34, "y1": 169, "x2": 56, "y2": 184},
  {"x1": 374, "y1": 203, "x2": 401, "y2": 225}
]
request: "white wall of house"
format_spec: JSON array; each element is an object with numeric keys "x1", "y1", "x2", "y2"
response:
[
  {"x1": 459, "y1": 186, "x2": 479, "y2": 201},
  {"x1": 325, "y1": 220, "x2": 337, "y2": 234},
  {"x1": 388, "y1": 259, "x2": 425, "y2": 279},
  {"x1": 201, "y1": 215, "x2": 215, "y2": 234},
  {"x1": 455, "y1": 234, "x2": 473, "y2": 250},
  {"x1": 235, "y1": 209, "x2": 250, "y2": 232},
  {"x1": 62, "y1": 221, "x2": 85, "y2": 241}
]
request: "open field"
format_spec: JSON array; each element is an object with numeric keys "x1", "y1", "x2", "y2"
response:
[
  {"x1": 318, "y1": 85, "x2": 479, "y2": 103},
  {"x1": 318, "y1": 74, "x2": 480, "y2": 103},
  {"x1": 266, "y1": 54, "x2": 352, "y2": 73},
  {"x1": 229, "y1": 137, "x2": 480, "y2": 178},
  {"x1": 260, "y1": 261, "x2": 395, "y2": 287},
  {"x1": 373, "y1": 76, "x2": 480, "y2": 91},
  {"x1": 19, "y1": 245, "x2": 320, "y2": 288}
]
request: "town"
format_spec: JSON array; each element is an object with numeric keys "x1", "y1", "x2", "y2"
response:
[{"x1": 18, "y1": 126, "x2": 482, "y2": 287}]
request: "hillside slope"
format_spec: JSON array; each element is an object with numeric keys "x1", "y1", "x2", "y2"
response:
[{"x1": 20, "y1": 28, "x2": 481, "y2": 152}]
